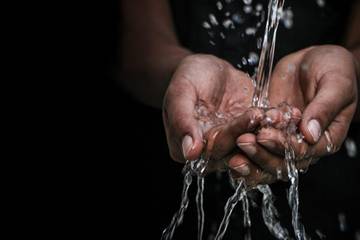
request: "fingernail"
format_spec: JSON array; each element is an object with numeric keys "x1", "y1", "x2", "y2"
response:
[
  {"x1": 182, "y1": 135, "x2": 193, "y2": 159},
  {"x1": 233, "y1": 164, "x2": 250, "y2": 176},
  {"x1": 237, "y1": 143, "x2": 257, "y2": 156},
  {"x1": 307, "y1": 119, "x2": 321, "y2": 142}
]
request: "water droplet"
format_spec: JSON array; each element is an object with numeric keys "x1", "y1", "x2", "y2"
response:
[
  {"x1": 245, "y1": 27, "x2": 256, "y2": 35},
  {"x1": 208, "y1": 31, "x2": 215, "y2": 38},
  {"x1": 296, "y1": 133, "x2": 304, "y2": 143},
  {"x1": 202, "y1": 21, "x2": 211, "y2": 29},
  {"x1": 242, "y1": 57, "x2": 248, "y2": 65},
  {"x1": 225, "y1": 11, "x2": 231, "y2": 17},
  {"x1": 257, "y1": 38, "x2": 263, "y2": 49},
  {"x1": 215, "y1": 112, "x2": 225, "y2": 119},
  {"x1": 338, "y1": 212, "x2": 347, "y2": 232},
  {"x1": 216, "y1": 1, "x2": 223, "y2": 10},
  {"x1": 281, "y1": 8, "x2": 294, "y2": 29},
  {"x1": 284, "y1": 111, "x2": 291, "y2": 121},
  {"x1": 345, "y1": 138, "x2": 357, "y2": 158},
  {"x1": 209, "y1": 14, "x2": 219, "y2": 26},
  {"x1": 223, "y1": 19, "x2": 234, "y2": 29},
  {"x1": 243, "y1": 5, "x2": 253, "y2": 14},
  {"x1": 276, "y1": 168, "x2": 282, "y2": 179},
  {"x1": 243, "y1": 0, "x2": 252, "y2": 5},
  {"x1": 316, "y1": 0, "x2": 326, "y2": 7},
  {"x1": 324, "y1": 131, "x2": 334, "y2": 153},
  {"x1": 315, "y1": 229, "x2": 326, "y2": 239},
  {"x1": 236, "y1": 63, "x2": 242, "y2": 69},
  {"x1": 265, "y1": 117, "x2": 273, "y2": 124},
  {"x1": 209, "y1": 40, "x2": 216, "y2": 46},
  {"x1": 355, "y1": 230, "x2": 360, "y2": 240},
  {"x1": 232, "y1": 13, "x2": 243, "y2": 24},
  {"x1": 256, "y1": 4, "x2": 263, "y2": 11},
  {"x1": 220, "y1": 32, "x2": 226, "y2": 39},
  {"x1": 248, "y1": 52, "x2": 259, "y2": 65}
]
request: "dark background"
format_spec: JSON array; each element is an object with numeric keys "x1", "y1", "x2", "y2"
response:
[{"x1": 88, "y1": 1, "x2": 360, "y2": 239}]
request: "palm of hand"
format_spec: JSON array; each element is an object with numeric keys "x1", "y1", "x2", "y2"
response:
[{"x1": 163, "y1": 54, "x2": 261, "y2": 165}]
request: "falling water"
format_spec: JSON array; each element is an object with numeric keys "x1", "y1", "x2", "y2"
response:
[
  {"x1": 161, "y1": 159, "x2": 208, "y2": 240},
  {"x1": 285, "y1": 147, "x2": 308, "y2": 240},
  {"x1": 251, "y1": 0, "x2": 309, "y2": 239},
  {"x1": 214, "y1": 180, "x2": 245, "y2": 240},
  {"x1": 252, "y1": 0, "x2": 285, "y2": 108},
  {"x1": 258, "y1": 185, "x2": 290, "y2": 239},
  {"x1": 242, "y1": 191, "x2": 252, "y2": 240},
  {"x1": 196, "y1": 176, "x2": 205, "y2": 240},
  {"x1": 161, "y1": 162, "x2": 193, "y2": 240}
]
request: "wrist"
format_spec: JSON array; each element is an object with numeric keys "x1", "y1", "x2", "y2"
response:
[{"x1": 121, "y1": 43, "x2": 192, "y2": 108}]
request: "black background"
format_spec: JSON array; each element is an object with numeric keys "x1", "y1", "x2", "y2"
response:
[{"x1": 79, "y1": 1, "x2": 360, "y2": 239}]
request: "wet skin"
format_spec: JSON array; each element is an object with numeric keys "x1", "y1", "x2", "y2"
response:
[{"x1": 163, "y1": 45, "x2": 358, "y2": 187}]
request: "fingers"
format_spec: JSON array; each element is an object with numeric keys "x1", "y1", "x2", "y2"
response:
[
  {"x1": 227, "y1": 153, "x2": 276, "y2": 187},
  {"x1": 236, "y1": 133, "x2": 288, "y2": 180},
  {"x1": 304, "y1": 104, "x2": 356, "y2": 157},
  {"x1": 204, "y1": 108, "x2": 264, "y2": 161},
  {"x1": 163, "y1": 82, "x2": 204, "y2": 162},
  {"x1": 300, "y1": 73, "x2": 356, "y2": 144},
  {"x1": 256, "y1": 105, "x2": 354, "y2": 166},
  {"x1": 257, "y1": 128, "x2": 310, "y2": 159}
]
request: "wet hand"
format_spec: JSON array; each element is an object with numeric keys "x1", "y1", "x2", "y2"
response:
[
  {"x1": 163, "y1": 54, "x2": 264, "y2": 169},
  {"x1": 232, "y1": 45, "x2": 358, "y2": 185}
]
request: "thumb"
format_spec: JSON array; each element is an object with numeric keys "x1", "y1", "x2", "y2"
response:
[
  {"x1": 300, "y1": 73, "x2": 354, "y2": 144},
  {"x1": 163, "y1": 83, "x2": 204, "y2": 162}
]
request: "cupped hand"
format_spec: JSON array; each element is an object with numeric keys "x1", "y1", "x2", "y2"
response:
[
  {"x1": 232, "y1": 45, "x2": 358, "y2": 185},
  {"x1": 162, "y1": 54, "x2": 264, "y2": 170}
]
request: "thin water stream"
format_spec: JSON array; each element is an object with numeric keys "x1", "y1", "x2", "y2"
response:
[{"x1": 214, "y1": 180, "x2": 245, "y2": 240}]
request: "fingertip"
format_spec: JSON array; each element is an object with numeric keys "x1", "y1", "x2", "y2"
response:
[
  {"x1": 236, "y1": 133, "x2": 256, "y2": 146},
  {"x1": 186, "y1": 139, "x2": 204, "y2": 160},
  {"x1": 292, "y1": 107, "x2": 302, "y2": 119},
  {"x1": 228, "y1": 154, "x2": 251, "y2": 176},
  {"x1": 300, "y1": 118, "x2": 321, "y2": 144},
  {"x1": 182, "y1": 128, "x2": 204, "y2": 161}
]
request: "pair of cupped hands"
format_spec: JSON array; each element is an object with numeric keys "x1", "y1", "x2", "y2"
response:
[{"x1": 163, "y1": 45, "x2": 358, "y2": 187}]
